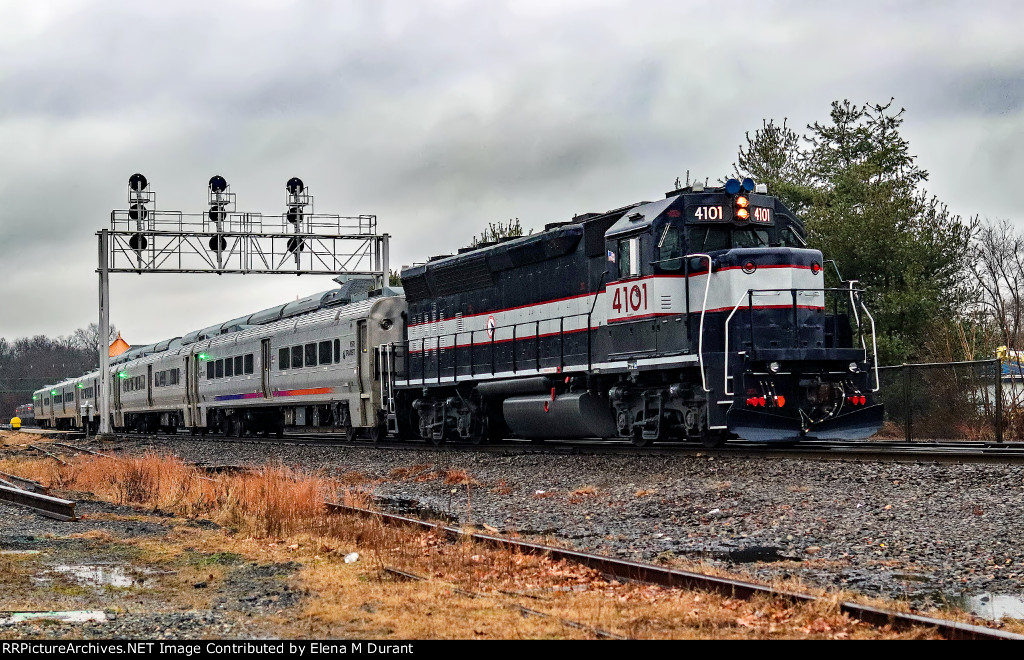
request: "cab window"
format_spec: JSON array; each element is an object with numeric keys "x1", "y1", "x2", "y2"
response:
[
  {"x1": 656, "y1": 223, "x2": 684, "y2": 271},
  {"x1": 617, "y1": 236, "x2": 640, "y2": 278},
  {"x1": 687, "y1": 226, "x2": 730, "y2": 253}
]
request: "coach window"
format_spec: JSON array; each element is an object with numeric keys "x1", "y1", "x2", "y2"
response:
[
  {"x1": 215, "y1": 359, "x2": 224, "y2": 378},
  {"x1": 305, "y1": 343, "x2": 317, "y2": 367},
  {"x1": 279, "y1": 348, "x2": 289, "y2": 370},
  {"x1": 207, "y1": 361, "x2": 215, "y2": 379},
  {"x1": 319, "y1": 341, "x2": 332, "y2": 365},
  {"x1": 244, "y1": 354, "x2": 254, "y2": 374},
  {"x1": 225, "y1": 357, "x2": 234, "y2": 377},
  {"x1": 291, "y1": 345, "x2": 303, "y2": 369},
  {"x1": 334, "y1": 339, "x2": 341, "y2": 362},
  {"x1": 234, "y1": 355, "x2": 243, "y2": 375}
]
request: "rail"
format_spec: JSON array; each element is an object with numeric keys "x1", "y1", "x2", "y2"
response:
[{"x1": 325, "y1": 500, "x2": 1022, "y2": 640}]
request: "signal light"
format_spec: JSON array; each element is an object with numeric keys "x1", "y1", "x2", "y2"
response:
[
  {"x1": 287, "y1": 236, "x2": 305, "y2": 253},
  {"x1": 129, "y1": 173, "x2": 148, "y2": 191},
  {"x1": 286, "y1": 206, "x2": 303, "y2": 223},
  {"x1": 286, "y1": 177, "x2": 305, "y2": 194},
  {"x1": 775, "y1": 395, "x2": 786, "y2": 407},
  {"x1": 128, "y1": 204, "x2": 148, "y2": 221},
  {"x1": 811, "y1": 262, "x2": 821, "y2": 275},
  {"x1": 209, "y1": 235, "x2": 227, "y2": 252},
  {"x1": 209, "y1": 205, "x2": 227, "y2": 223},
  {"x1": 209, "y1": 175, "x2": 228, "y2": 193},
  {"x1": 129, "y1": 232, "x2": 148, "y2": 251}
]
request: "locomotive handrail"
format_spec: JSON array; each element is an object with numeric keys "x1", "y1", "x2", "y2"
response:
[
  {"x1": 400, "y1": 311, "x2": 593, "y2": 383},
  {"x1": 844, "y1": 280, "x2": 880, "y2": 392},
  {"x1": 685, "y1": 253, "x2": 713, "y2": 393}
]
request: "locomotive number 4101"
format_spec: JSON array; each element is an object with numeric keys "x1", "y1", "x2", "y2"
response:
[{"x1": 611, "y1": 282, "x2": 649, "y2": 315}]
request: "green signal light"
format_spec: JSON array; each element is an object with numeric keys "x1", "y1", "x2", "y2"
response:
[
  {"x1": 117, "y1": 371, "x2": 128, "y2": 379},
  {"x1": 51, "y1": 390, "x2": 58, "y2": 395},
  {"x1": 77, "y1": 383, "x2": 84, "y2": 389},
  {"x1": 198, "y1": 353, "x2": 209, "y2": 360}
]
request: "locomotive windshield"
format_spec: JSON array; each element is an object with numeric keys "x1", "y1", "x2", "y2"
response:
[{"x1": 687, "y1": 225, "x2": 770, "y2": 252}]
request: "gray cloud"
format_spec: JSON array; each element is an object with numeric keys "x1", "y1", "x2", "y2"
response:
[{"x1": 2, "y1": 0, "x2": 1024, "y2": 345}]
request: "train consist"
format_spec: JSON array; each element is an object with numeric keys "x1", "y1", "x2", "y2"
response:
[{"x1": 31, "y1": 179, "x2": 883, "y2": 446}]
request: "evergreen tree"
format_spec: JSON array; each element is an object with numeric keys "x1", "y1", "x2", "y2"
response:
[{"x1": 736, "y1": 99, "x2": 976, "y2": 363}]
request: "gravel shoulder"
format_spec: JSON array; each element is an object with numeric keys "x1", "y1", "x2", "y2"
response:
[{"x1": 126, "y1": 437, "x2": 1024, "y2": 615}]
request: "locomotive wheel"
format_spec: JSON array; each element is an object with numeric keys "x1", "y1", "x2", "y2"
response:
[
  {"x1": 701, "y1": 430, "x2": 727, "y2": 448},
  {"x1": 368, "y1": 424, "x2": 386, "y2": 443},
  {"x1": 631, "y1": 426, "x2": 655, "y2": 448}
]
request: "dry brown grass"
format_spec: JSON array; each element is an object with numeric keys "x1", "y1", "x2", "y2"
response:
[
  {"x1": 634, "y1": 489, "x2": 655, "y2": 498},
  {"x1": 1, "y1": 451, "x2": 334, "y2": 538},
  {"x1": 443, "y1": 468, "x2": 479, "y2": 486},
  {"x1": 490, "y1": 479, "x2": 513, "y2": 496}
]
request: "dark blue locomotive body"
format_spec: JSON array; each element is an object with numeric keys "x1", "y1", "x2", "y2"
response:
[{"x1": 386, "y1": 180, "x2": 883, "y2": 446}]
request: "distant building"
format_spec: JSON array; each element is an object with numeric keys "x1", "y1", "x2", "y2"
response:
[{"x1": 108, "y1": 333, "x2": 130, "y2": 358}]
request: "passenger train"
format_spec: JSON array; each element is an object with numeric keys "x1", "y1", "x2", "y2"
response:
[{"x1": 30, "y1": 179, "x2": 883, "y2": 446}]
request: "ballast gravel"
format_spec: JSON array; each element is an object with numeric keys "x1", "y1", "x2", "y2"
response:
[{"x1": 127, "y1": 437, "x2": 1024, "y2": 612}]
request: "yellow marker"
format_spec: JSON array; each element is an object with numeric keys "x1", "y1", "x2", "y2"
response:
[{"x1": 10, "y1": 417, "x2": 21, "y2": 430}]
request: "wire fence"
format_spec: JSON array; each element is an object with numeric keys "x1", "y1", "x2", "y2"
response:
[{"x1": 875, "y1": 359, "x2": 1024, "y2": 442}]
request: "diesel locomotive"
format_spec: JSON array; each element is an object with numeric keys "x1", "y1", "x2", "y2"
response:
[
  {"x1": 384, "y1": 178, "x2": 883, "y2": 446},
  {"x1": 30, "y1": 178, "x2": 883, "y2": 447}
]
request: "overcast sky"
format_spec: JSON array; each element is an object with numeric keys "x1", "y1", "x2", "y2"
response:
[{"x1": 2, "y1": 0, "x2": 1023, "y2": 347}]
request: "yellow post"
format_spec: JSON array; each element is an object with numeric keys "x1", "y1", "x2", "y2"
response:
[{"x1": 10, "y1": 417, "x2": 21, "y2": 430}]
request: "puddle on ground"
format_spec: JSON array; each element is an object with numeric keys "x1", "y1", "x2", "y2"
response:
[
  {"x1": 35, "y1": 564, "x2": 158, "y2": 590},
  {"x1": 966, "y1": 592, "x2": 1024, "y2": 621},
  {"x1": 377, "y1": 497, "x2": 459, "y2": 524},
  {"x1": 2, "y1": 610, "x2": 107, "y2": 625}
]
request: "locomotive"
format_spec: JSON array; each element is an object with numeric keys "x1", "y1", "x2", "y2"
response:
[
  {"x1": 30, "y1": 178, "x2": 882, "y2": 446},
  {"x1": 385, "y1": 178, "x2": 882, "y2": 446}
]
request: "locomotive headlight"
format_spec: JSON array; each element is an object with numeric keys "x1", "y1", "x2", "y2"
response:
[
  {"x1": 735, "y1": 196, "x2": 749, "y2": 208},
  {"x1": 735, "y1": 208, "x2": 750, "y2": 220},
  {"x1": 768, "y1": 361, "x2": 781, "y2": 373}
]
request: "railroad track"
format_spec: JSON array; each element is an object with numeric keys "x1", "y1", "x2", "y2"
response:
[
  {"x1": 38, "y1": 429, "x2": 1024, "y2": 465},
  {"x1": 324, "y1": 500, "x2": 1024, "y2": 640}
]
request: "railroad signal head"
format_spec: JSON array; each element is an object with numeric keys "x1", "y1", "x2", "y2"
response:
[
  {"x1": 287, "y1": 236, "x2": 305, "y2": 253},
  {"x1": 128, "y1": 203, "x2": 148, "y2": 221},
  {"x1": 208, "y1": 205, "x2": 227, "y2": 223},
  {"x1": 209, "y1": 175, "x2": 228, "y2": 193},
  {"x1": 129, "y1": 173, "x2": 148, "y2": 191},
  {"x1": 209, "y1": 235, "x2": 227, "y2": 252},
  {"x1": 286, "y1": 177, "x2": 304, "y2": 194},
  {"x1": 286, "y1": 206, "x2": 303, "y2": 223},
  {"x1": 129, "y1": 232, "x2": 148, "y2": 251}
]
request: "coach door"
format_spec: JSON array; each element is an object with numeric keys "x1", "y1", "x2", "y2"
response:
[
  {"x1": 112, "y1": 371, "x2": 122, "y2": 427},
  {"x1": 185, "y1": 355, "x2": 200, "y2": 427},
  {"x1": 74, "y1": 386, "x2": 81, "y2": 427},
  {"x1": 260, "y1": 339, "x2": 272, "y2": 398},
  {"x1": 357, "y1": 320, "x2": 370, "y2": 425},
  {"x1": 146, "y1": 365, "x2": 154, "y2": 407}
]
